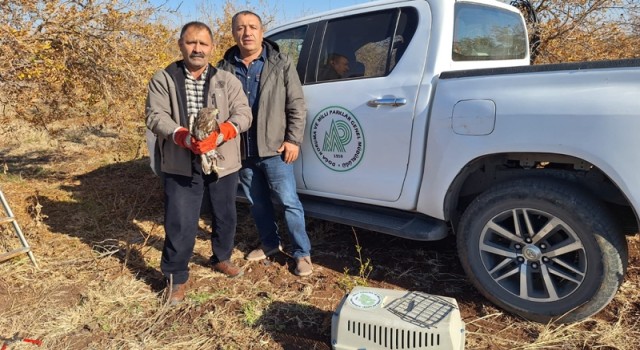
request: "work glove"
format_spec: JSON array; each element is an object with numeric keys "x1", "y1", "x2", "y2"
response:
[
  {"x1": 218, "y1": 121, "x2": 238, "y2": 142},
  {"x1": 174, "y1": 127, "x2": 218, "y2": 155}
]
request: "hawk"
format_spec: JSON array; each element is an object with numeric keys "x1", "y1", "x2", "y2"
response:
[{"x1": 192, "y1": 107, "x2": 225, "y2": 178}]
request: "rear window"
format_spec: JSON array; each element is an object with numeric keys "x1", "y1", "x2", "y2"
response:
[{"x1": 453, "y1": 4, "x2": 527, "y2": 61}]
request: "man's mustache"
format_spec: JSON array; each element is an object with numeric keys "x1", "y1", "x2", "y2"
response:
[{"x1": 190, "y1": 53, "x2": 205, "y2": 58}]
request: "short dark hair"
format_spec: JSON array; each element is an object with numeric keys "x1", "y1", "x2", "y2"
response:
[
  {"x1": 179, "y1": 21, "x2": 213, "y2": 42},
  {"x1": 231, "y1": 11, "x2": 263, "y2": 29},
  {"x1": 329, "y1": 53, "x2": 348, "y2": 63}
]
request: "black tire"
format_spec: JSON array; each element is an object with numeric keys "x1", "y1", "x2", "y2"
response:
[{"x1": 457, "y1": 177, "x2": 628, "y2": 323}]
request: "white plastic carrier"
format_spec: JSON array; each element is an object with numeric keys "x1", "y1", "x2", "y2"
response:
[{"x1": 331, "y1": 286, "x2": 465, "y2": 350}]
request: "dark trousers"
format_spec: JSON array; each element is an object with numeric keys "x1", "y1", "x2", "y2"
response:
[{"x1": 161, "y1": 159, "x2": 239, "y2": 285}]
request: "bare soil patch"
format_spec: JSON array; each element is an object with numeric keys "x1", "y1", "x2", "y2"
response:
[{"x1": 1, "y1": 119, "x2": 639, "y2": 349}]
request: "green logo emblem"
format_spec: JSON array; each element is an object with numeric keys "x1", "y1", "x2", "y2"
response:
[
  {"x1": 323, "y1": 120, "x2": 352, "y2": 153},
  {"x1": 310, "y1": 106, "x2": 365, "y2": 172},
  {"x1": 349, "y1": 291, "x2": 382, "y2": 309}
]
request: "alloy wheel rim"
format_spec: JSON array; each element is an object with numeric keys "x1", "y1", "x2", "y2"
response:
[{"x1": 478, "y1": 208, "x2": 587, "y2": 302}]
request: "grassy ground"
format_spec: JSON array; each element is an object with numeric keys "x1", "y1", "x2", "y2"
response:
[{"x1": 1, "y1": 119, "x2": 639, "y2": 349}]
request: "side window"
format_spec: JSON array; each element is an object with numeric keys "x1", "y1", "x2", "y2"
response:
[
  {"x1": 453, "y1": 4, "x2": 527, "y2": 61},
  {"x1": 314, "y1": 8, "x2": 418, "y2": 82},
  {"x1": 268, "y1": 25, "x2": 308, "y2": 66}
]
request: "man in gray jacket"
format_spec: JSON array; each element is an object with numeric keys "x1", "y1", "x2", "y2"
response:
[
  {"x1": 146, "y1": 21, "x2": 252, "y2": 305},
  {"x1": 218, "y1": 11, "x2": 312, "y2": 276}
]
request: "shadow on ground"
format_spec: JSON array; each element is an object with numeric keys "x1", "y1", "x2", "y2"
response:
[
  {"x1": 36, "y1": 156, "x2": 482, "y2": 321},
  {"x1": 36, "y1": 158, "x2": 174, "y2": 291},
  {"x1": 257, "y1": 300, "x2": 333, "y2": 350}
]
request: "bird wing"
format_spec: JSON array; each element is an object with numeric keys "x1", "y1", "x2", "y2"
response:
[{"x1": 193, "y1": 107, "x2": 220, "y2": 140}]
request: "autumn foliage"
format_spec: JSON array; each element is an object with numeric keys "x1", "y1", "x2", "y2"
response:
[
  {"x1": 0, "y1": 0, "x2": 639, "y2": 128},
  {"x1": 0, "y1": 0, "x2": 175, "y2": 127},
  {"x1": 520, "y1": 0, "x2": 640, "y2": 63}
]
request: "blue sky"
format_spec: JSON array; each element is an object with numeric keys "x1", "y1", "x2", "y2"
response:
[{"x1": 150, "y1": 0, "x2": 371, "y2": 27}]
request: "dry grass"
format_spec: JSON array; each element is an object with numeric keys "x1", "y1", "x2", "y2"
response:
[{"x1": 1, "y1": 118, "x2": 639, "y2": 349}]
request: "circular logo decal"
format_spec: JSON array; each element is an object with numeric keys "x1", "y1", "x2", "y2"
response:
[
  {"x1": 349, "y1": 291, "x2": 382, "y2": 309},
  {"x1": 310, "y1": 106, "x2": 365, "y2": 172}
]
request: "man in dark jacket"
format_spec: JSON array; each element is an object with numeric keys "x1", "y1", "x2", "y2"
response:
[
  {"x1": 146, "y1": 21, "x2": 252, "y2": 305},
  {"x1": 218, "y1": 11, "x2": 312, "y2": 276}
]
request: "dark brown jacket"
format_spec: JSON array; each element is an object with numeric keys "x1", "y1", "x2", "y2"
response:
[{"x1": 218, "y1": 39, "x2": 306, "y2": 157}]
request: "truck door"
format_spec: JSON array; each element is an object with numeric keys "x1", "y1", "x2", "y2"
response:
[{"x1": 300, "y1": 5, "x2": 428, "y2": 202}]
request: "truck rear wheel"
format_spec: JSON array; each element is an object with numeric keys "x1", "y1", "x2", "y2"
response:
[{"x1": 457, "y1": 177, "x2": 627, "y2": 323}]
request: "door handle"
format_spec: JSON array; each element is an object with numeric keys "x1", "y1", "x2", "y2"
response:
[{"x1": 367, "y1": 98, "x2": 407, "y2": 107}]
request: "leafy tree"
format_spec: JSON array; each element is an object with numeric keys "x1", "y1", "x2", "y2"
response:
[
  {"x1": 509, "y1": 0, "x2": 640, "y2": 63},
  {"x1": 0, "y1": 0, "x2": 174, "y2": 127}
]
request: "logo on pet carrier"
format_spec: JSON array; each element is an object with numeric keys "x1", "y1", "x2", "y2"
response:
[
  {"x1": 349, "y1": 291, "x2": 382, "y2": 309},
  {"x1": 310, "y1": 106, "x2": 365, "y2": 172}
]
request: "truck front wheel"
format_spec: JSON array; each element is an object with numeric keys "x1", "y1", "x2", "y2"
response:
[{"x1": 457, "y1": 178, "x2": 627, "y2": 323}]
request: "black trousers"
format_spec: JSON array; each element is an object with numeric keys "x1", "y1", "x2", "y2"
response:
[{"x1": 161, "y1": 158, "x2": 239, "y2": 285}]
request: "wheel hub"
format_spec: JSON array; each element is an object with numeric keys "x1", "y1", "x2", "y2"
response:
[{"x1": 522, "y1": 244, "x2": 542, "y2": 262}]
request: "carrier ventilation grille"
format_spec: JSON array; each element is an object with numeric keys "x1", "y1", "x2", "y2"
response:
[{"x1": 346, "y1": 320, "x2": 440, "y2": 349}]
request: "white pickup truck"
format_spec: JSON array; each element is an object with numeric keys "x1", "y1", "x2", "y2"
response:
[{"x1": 260, "y1": 0, "x2": 640, "y2": 323}]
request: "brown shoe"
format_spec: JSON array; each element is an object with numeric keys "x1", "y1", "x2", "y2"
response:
[
  {"x1": 212, "y1": 260, "x2": 244, "y2": 278},
  {"x1": 165, "y1": 283, "x2": 187, "y2": 306},
  {"x1": 295, "y1": 256, "x2": 313, "y2": 277}
]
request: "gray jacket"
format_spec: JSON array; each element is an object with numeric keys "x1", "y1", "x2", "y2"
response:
[
  {"x1": 145, "y1": 61, "x2": 252, "y2": 177},
  {"x1": 218, "y1": 39, "x2": 306, "y2": 157}
]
